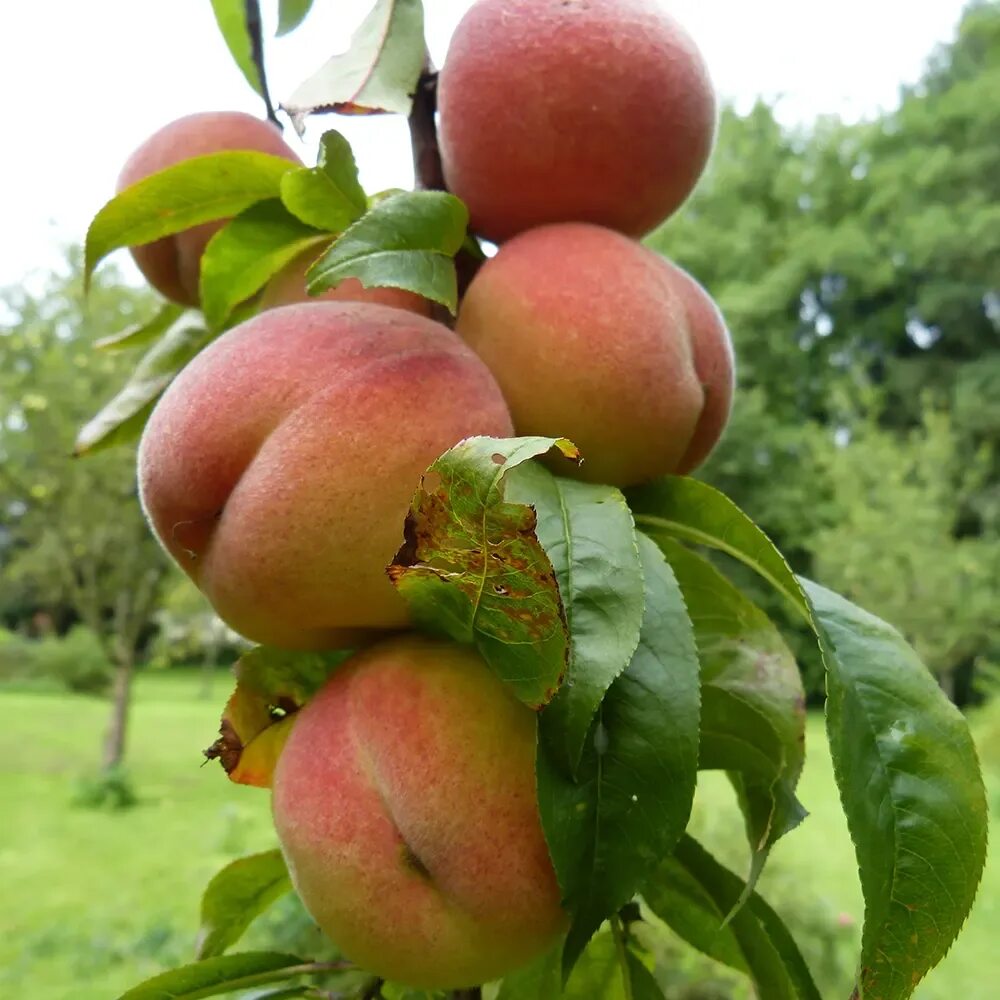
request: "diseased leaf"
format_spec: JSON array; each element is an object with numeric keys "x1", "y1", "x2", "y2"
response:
[
  {"x1": 534, "y1": 534, "x2": 699, "y2": 976},
  {"x1": 204, "y1": 646, "x2": 350, "y2": 787},
  {"x1": 280, "y1": 130, "x2": 368, "y2": 232},
  {"x1": 307, "y1": 191, "x2": 468, "y2": 313},
  {"x1": 282, "y1": 0, "x2": 425, "y2": 130},
  {"x1": 653, "y1": 536, "x2": 806, "y2": 897},
  {"x1": 196, "y1": 850, "x2": 292, "y2": 959},
  {"x1": 630, "y1": 476, "x2": 988, "y2": 999},
  {"x1": 199, "y1": 199, "x2": 326, "y2": 329},
  {"x1": 507, "y1": 463, "x2": 644, "y2": 775},
  {"x1": 277, "y1": 0, "x2": 314, "y2": 36},
  {"x1": 388, "y1": 435, "x2": 579, "y2": 708},
  {"x1": 116, "y1": 952, "x2": 309, "y2": 1000},
  {"x1": 75, "y1": 312, "x2": 211, "y2": 456},
  {"x1": 644, "y1": 836, "x2": 821, "y2": 1000},
  {"x1": 209, "y1": 0, "x2": 263, "y2": 95},
  {"x1": 94, "y1": 302, "x2": 185, "y2": 351},
  {"x1": 85, "y1": 151, "x2": 297, "y2": 286}
]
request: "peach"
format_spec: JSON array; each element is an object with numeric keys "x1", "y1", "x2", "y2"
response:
[
  {"x1": 137, "y1": 302, "x2": 513, "y2": 648},
  {"x1": 455, "y1": 223, "x2": 734, "y2": 486},
  {"x1": 437, "y1": 0, "x2": 717, "y2": 242},
  {"x1": 117, "y1": 111, "x2": 301, "y2": 306},
  {"x1": 259, "y1": 248, "x2": 431, "y2": 316},
  {"x1": 272, "y1": 634, "x2": 566, "y2": 988}
]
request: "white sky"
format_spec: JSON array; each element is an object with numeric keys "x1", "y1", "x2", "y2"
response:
[{"x1": 0, "y1": 0, "x2": 967, "y2": 290}]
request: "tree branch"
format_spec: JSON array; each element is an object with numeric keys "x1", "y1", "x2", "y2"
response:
[
  {"x1": 409, "y1": 66, "x2": 445, "y2": 192},
  {"x1": 406, "y1": 63, "x2": 484, "y2": 306},
  {"x1": 246, "y1": 0, "x2": 281, "y2": 127}
]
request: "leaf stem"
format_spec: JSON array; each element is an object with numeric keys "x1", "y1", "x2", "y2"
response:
[{"x1": 246, "y1": 0, "x2": 281, "y2": 127}]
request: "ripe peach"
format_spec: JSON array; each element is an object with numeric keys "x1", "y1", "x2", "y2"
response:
[
  {"x1": 259, "y1": 248, "x2": 431, "y2": 316},
  {"x1": 437, "y1": 0, "x2": 717, "y2": 241},
  {"x1": 455, "y1": 223, "x2": 734, "y2": 486},
  {"x1": 117, "y1": 111, "x2": 301, "y2": 306},
  {"x1": 137, "y1": 302, "x2": 514, "y2": 649},
  {"x1": 272, "y1": 634, "x2": 566, "y2": 988}
]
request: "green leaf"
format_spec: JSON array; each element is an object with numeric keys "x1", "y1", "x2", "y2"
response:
[
  {"x1": 94, "y1": 302, "x2": 185, "y2": 351},
  {"x1": 652, "y1": 537, "x2": 806, "y2": 895},
  {"x1": 85, "y1": 151, "x2": 297, "y2": 287},
  {"x1": 195, "y1": 850, "x2": 292, "y2": 959},
  {"x1": 497, "y1": 931, "x2": 633, "y2": 1000},
  {"x1": 279, "y1": 130, "x2": 368, "y2": 232},
  {"x1": 199, "y1": 199, "x2": 326, "y2": 329},
  {"x1": 236, "y1": 645, "x2": 352, "y2": 706},
  {"x1": 209, "y1": 0, "x2": 263, "y2": 95},
  {"x1": 282, "y1": 0, "x2": 425, "y2": 127},
  {"x1": 645, "y1": 835, "x2": 821, "y2": 1000},
  {"x1": 804, "y1": 579, "x2": 988, "y2": 999},
  {"x1": 75, "y1": 312, "x2": 211, "y2": 456},
  {"x1": 116, "y1": 952, "x2": 311, "y2": 1000},
  {"x1": 535, "y1": 534, "x2": 699, "y2": 976},
  {"x1": 630, "y1": 477, "x2": 988, "y2": 998},
  {"x1": 307, "y1": 191, "x2": 468, "y2": 313},
  {"x1": 622, "y1": 949, "x2": 666, "y2": 1000},
  {"x1": 388, "y1": 435, "x2": 579, "y2": 708},
  {"x1": 507, "y1": 465, "x2": 644, "y2": 775},
  {"x1": 277, "y1": 0, "x2": 314, "y2": 36},
  {"x1": 628, "y1": 477, "x2": 808, "y2": 619}
]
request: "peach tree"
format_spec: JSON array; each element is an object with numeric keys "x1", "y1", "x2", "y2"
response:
[{"x1": 79, "y1": 1, "x2": 987, "y2": 998}]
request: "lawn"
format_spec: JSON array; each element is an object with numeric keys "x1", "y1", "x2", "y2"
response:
[{"x1": 1, "y1": 671, "x2": 996, "y2": 999}]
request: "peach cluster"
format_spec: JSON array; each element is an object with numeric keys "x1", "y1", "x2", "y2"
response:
[{"x1": 120, "y1": 0, "x2": 730, "y2": 988}]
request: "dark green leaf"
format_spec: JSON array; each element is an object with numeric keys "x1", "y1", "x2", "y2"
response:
[
  {"x1": 804, "y1": 579, "x2": 988, "y2": 999},
  {"x1": 535, "y1": 534, "x2": 699, "y2": 975},
  {"x1": 508, "y1": 464, "x2": 644, "y2": 773},
  {"x1": 75, "y1": 312, "x2": 211, "y2": 455},
  {"x1": 645, "y1": 836, "x2": 821, "y2": 1000},
  {"x1": 282, "y1": 0, "x2": 425, "y2": 127},
  {"x1": 196, "y1": 850, "x2": 292, "y2": 959},
  {"x1": 85, "y1": 151, "x2": 297, "y2": 286},
  {"x1": 209, "y1": 0, "x2": 263, "y2": 95},
  {"x1": 630, "y1": 477, "x2": 988, "y2": 998},
  {"x1": 388, "y1": 435, "x2": 579, "y2": 708},
  {"x1": 199, "y1": 199, "x2": 326, "y2": 329},
  {"x1": 628, "y1": 477, "x2": 808, "y2": 619},
  {"x1": 280, "y1": 130, "x2": 368, "y2": 232},
  {"x1": 307, "y1": 191, "x2": 468, "y2": 313},
  {"x1": 94, "y1": 302, "x2": 185, "y2": 351},
  {"x1": 623, "y1": 950, "x2": 666, "y2": 1000},
  {"x1": 116, "y1": 952, "x2": 310, "y2": 1000},
  {"x1": 652, "y1": 536, "x2": 806, "y2": 894},
  {"x1": 277, "y1": 0, "x2": 314, "y2": 36}
]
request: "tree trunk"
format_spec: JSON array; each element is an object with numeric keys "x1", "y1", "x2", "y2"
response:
[{"x1": 102, "y1": 648, "x2": 134, "y2": 771}]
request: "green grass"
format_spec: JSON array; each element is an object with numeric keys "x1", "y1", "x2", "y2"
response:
[{"x1": 1, "y1": 672, "x2": 996, "y2": 999}]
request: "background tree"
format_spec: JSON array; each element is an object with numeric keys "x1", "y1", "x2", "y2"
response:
[{"x1": 0, "y1": 250, "x2": 169, "y2": 771}]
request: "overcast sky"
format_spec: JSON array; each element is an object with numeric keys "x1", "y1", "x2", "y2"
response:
[{"x1": 0, "y1": 0, "x2": 968, "y2": 290}]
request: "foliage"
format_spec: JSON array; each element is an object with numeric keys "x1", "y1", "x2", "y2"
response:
[{"x1": 0, "y1": 625, "x2": 112, "y2": 694}]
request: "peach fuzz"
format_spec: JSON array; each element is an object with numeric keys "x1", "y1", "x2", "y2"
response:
[
  {"x1": 272, "y1": 634, "x2": 566, "y2": 988},
  {"x1": 259, "y1": 248, "x2": 431, "y2": 316},
  {"x1": 117, "y1": 111, "x2": 301, "y2": 306},
  {"x1": 437, "y1": 0, "x2": 717, "y2": 242},
  {"x1": 455, "y1": 223, "x2": 734, "y2": 486},
  {"x1": 137, "y1": 302, "x2": 513, "y2": 649}
]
